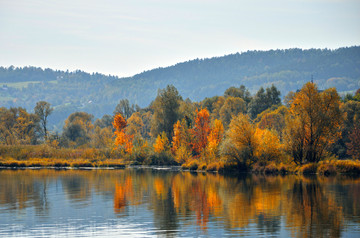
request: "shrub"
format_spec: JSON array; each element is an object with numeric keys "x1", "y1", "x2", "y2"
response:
[
  {"x1": 188, "y1": 160, "x2": 199, "y2": 171},
  {"x1": 198, "y1": 163, "x2": 207, "y2": 171},
  {"x1": 206, "y1": 162, "x2": 219, "y2": 172},
  {"x1": 264, "y1": 163, "x2": 279, "y2": 175},
  {"x1": 335, "y1": 160, "x2": 360, "y2": 174},
  {"x1": 71, "y1": 161, "x2": 94, "y2": 168},
  {"x1": 279, "y1": 164, "x2": 288, "y2": 175},
  {"x1": 145, "y1": 152, "x2": 176, "y2": 165},
  {"x1": 301, "y1": 163, "x2": 318, "y2": 175},
  {"x1": 317, "y1": 163, "x2": 337, "y2": 176}
]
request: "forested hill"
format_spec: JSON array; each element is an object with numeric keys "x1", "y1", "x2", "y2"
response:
[{"x1": 1, "y1": 46, "x2": 359, "y2": 130}]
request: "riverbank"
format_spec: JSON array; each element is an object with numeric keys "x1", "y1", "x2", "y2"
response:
[
  {"x1": 1, "y1": 145, "x2": 359, "y2": 175},
  {"x1": 1, "y1": 157, "x2": 359, "y2": 176}
]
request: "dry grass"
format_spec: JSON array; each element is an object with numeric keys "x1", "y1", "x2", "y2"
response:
[
  {"x1": 0, "y1": 157, "x2": 125, "y2": 168},
  {"x1": 334, "y1": 160, "x2": 360, "y2": 174}
]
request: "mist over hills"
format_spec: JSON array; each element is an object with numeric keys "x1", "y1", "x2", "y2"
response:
[{"x1": 1, "y1": 46, "x2": 359, "y2": 130}]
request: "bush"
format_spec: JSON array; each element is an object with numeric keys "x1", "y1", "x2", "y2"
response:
[
  {"x1": 279, "y1": 164, "x2": 288, "y2": 175},
  {"x1": 301, "y1": 163, "x2": 318, "y2": 175},
  {"x1": 264, "y1": 163, "x2": 279, "y2": 175},
  {"x1": 317, "y1": 163, "x2": 337, "y2": 176},
  {"x1": 145, "y1": 152, "x2": 176, "y2": 165},
  {"x1": 335, "y1": 160, "x2": 360, "y2": 174},
  {"x1": 198, "y1": 163, "x2": 207, "y2": 171},
  {"x1": 71, "y1": 161, "x2": 94, "y2": 168},
  {"x1": 188, "y1": 160, "x2": 199, "y2": 171},
  {"x1": 206, "y1": 162, "x2": 219, "y2": 172}
]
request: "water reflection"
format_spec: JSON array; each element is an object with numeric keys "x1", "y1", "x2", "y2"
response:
[{"x1": 0, "y1": 169, "x2": 359, "y2": 237}]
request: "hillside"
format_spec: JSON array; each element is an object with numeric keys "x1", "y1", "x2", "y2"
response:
[{"x1": 1, "y1": 46, "x2": 359, "y2": 130}]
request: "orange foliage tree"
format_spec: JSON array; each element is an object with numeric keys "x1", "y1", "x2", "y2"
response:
[
  {"x1": 113, "y1": 114, "x2": 133, "y2": 154},
  {"x1": 192, "y1": 109, "x2": 211, "y2": 155}
]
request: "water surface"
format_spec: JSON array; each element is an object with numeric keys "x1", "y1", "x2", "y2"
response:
[{"x1": 0, "y1": 168, "x2": 359, "y2": 237}]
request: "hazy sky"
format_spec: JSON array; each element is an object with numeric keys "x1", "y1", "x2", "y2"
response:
[{"x1": 1, "y1": 0, "x2": 359, "y2": 77}]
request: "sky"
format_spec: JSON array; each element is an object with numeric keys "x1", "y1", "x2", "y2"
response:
[{"x1": 0, "y1": 0, "x2": 359, "y2": 77}]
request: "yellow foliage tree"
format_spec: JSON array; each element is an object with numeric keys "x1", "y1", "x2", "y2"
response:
[
  {"x1": 154, "y1": 131, "x2": 169, "y2": 153},
  {"x1": 127, "y1": 112, "x2": 144, "y2": 138},
  {"x1": 285, "y1": 82, "x2": 343, "y2": 164},
  {"x1": 206, "y1": 119, "x2": 224, "y2": 161},
  {"x1": 221, "y1": 113, "x2": 259, "y2": 167},
  {"x1": 254, "y1": 128, "x2": 283, "y2": 163}
]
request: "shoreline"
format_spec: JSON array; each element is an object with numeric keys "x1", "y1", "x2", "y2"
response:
[{"x1": 1, "y1": 163, "x2": 359, "y2": 177}]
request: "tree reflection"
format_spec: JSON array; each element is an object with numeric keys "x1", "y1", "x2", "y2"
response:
[
  {"x1": 285, "y1": 177, "x2": 343, "y2": 237},
  {"x1": 0, "y1": 169, "x2": 359, "y2": 237}
]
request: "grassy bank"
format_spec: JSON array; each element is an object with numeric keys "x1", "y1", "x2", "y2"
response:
[
  {"x1": 0, "y1": 145, "x2": 125, "y2": 168},
  {"x1": 1, "y1": 145, "x2": 359, "y2": 174},
  {"x1": 250, "y1": 160, "x2": 360, "y2": 176}
]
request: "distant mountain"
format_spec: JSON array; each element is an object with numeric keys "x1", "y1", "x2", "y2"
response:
[{"x1": 1, "y1": 46, "x2": 359, "y2": 130}]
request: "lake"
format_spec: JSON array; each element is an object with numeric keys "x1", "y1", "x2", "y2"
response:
[{"x1": 0, "y1": 168, "x2": 359, "y2": 237}]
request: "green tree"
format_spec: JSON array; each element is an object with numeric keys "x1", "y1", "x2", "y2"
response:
[
  {"x1": 151, "y1": 85, "x2": 182, "y2": 140},
  {"x1": 248, "y1": 85, "x2": 281, "y2": 119},
  {"x1": 219, "y1": 96, "x2": 247, "y2": 127},
  {"x1": 94, "y1": 114, "x2": 113, "y2": 129},
  {"x1": 224, "y1": 85, "x2": 251, "y2": 105},
  {"x1": 62, "y1": 112, "x2": 94, "y2": 147},
  {"x1": 113, "y1": 99, "x2": 136, "y2": 119}
]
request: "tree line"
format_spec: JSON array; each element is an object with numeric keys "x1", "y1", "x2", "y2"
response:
[
  {"x1": 1, "y1": 46, "x2": 359, "y2": 131},
  {"x1": 1, "y1": 82, "x2": 359, "y2": 171}
]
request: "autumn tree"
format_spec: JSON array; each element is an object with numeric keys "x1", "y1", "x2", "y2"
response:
[
  {"x1": 335, "y1": 101, "x2": 360, "y2": 158},
  {"x1": 220, "y1": 114, "x2": 259, "y2": 168},
  {"x1": 284, "y1": 82, "x2": 343, "y2": 164},
  {"x1": 151, "y1": 85, "x2": 182, "y2": 140},
  {"x1": 113, "y1": 113, "x2": 133, "y2": 154},
  {"x1": 127, "y1": 112, "x2": 144, "y2": 138},
  {"x1": 256, "y1": 106, "x2": 288, "y2": 139},
  {"x1": 206, "y1": 119, "x2": 224, "y2": 161},
  {"x1": 346, "y1": 122, "x2": 360, "y2": 159},
  {"x1": 0, "y1": 107, "x2": 19, "y2": 145},
  {"x1": 192, "y1": 108, "x2": 211, "y2": 155},
  {"x1": 154, "y1": 131, "x2": 169, "y2": 153},
  {"x1": 219, "y1": 96, "x2": 246, "y2": 127},
  {"x1": 202, "y1": 96, "x2": 220, "y2": 114},
  {"x1": 179, "y1": 98, "x2": 196, "y2": 127},
  {"x1": 34, "y1": 101, "x2": 53, "y2": 141},
  {"x1": 254, "y1": 129, "x2": 283, "y2": 163},
  {"x1": 210, "y1": 96, "x2": 225, "y2": 121},
  {"x1": 92, "y1": 126, "x2": 113, "y2": 149},
  {"x1": 172, "y1": 119, "x2": 192, "y2": 163},
  {"x1": 0, "y1": 107, "x2": 39, "y2": 145},
  {"x1": 92, "y1": 115, "x2": 114, "y2": 149}
]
